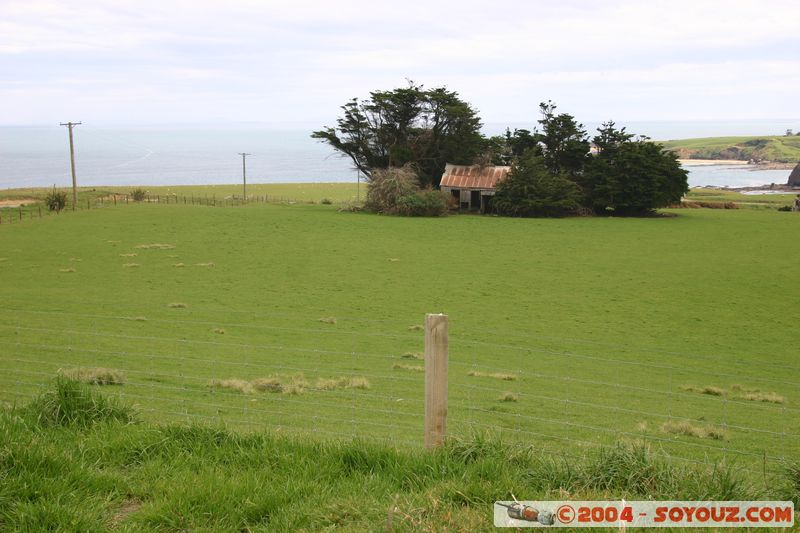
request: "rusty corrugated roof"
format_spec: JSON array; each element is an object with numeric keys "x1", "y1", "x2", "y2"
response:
[{"x1": 440, "y1": 163, "x2": 510, "y2": 189}]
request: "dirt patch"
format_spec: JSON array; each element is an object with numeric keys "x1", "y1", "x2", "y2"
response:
[
  {"x1": 0, "y1": 198, "x2": 37, "y2": 208},
  {"x1": 108, "y1": 498, "x2": 143, "y2": 529}
]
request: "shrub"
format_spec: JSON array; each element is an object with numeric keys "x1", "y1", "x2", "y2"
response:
[
  {"x1": 44, "y1": 186, "x2": 68, "y2": 212},
  {"x1": 365, "y1": 165, "x2": 419, "y2": 213},
  {"x1": 320, "y1": 198, "x2": 333, "y2": 205},
  {"x1": 130, "y1": 188, "x2": 147, "y2": 202},
  {"x1": 396, "y1": 189, "x2": 448, "y2": 216}
]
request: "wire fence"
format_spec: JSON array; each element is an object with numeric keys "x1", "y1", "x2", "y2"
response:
[
  {"x1": 0, "y1": 190, "x2": 332, "y2": 226},
  {"x1": 0, "y1": 305, "x2": 796, "y2": 480}
]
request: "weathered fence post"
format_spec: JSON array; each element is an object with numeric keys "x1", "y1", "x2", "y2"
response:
[{"x1": 425, "y1": 313, "x2": 448, "y2": 449}]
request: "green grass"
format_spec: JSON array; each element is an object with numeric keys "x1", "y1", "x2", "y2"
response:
[
  {"x1": 0, "y1": 198, "x2": 799, "y2": 484},
  {"x1": 662, "y1": 135, "x2": 800, "y2": 163},
  {"x1": 0, "y1": 380, "x2": 795, "y2": 531},
  {"x1": 685, "y1": 188, "x2": 797, "y2": 208}
]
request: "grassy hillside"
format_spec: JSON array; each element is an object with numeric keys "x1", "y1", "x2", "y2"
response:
[
  {"x1": 662, "y1": 135, "x2": 800, "y2": 163},
  {"x1": 1, "y1": 380, "x2": 796, "y2": 531},
  {"x1": 1, "y1": 200, "x2": 798, "y2": 481}
]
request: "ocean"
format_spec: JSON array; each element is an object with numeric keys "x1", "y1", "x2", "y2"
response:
[{"x1": 0, "y1": 120, "x2": 796, "y2": 190}]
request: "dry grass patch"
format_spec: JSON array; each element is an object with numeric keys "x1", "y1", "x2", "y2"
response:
[
  {"x1": 319, "y1": 317, "x2": 337, "y2": 325},
  {"x1": 119, "y1": 253, "x2": 137, "y2": 257},
  {"x1": 393, "y1": 363, "x2": 424, "y2": 373},
  {"x1": 407, "y1": 325, "x2": 424, "y2": 332},
  {"x1": 661, "y1": 420, "x2": 727, "y2": 440},
  {"x1": 129, "y1": 316, "x2": 147, "y2": 322},
  {"x1": 681, "y1": 385, "x2": 725, "y2": 396},
  {"x1": 172, "y1": 263, "x2": 185, "y2": 268},
  {"x1": 122, "y1": 263, "x2": 140, "y2": 268},
  {"x1": 468, "y1": 370, "x2": 517, "y2": 381},
  {"x1": 194, "y1": 262, "x2": 215, "y2": 267},
  {"x1": 136, "y1": 243, "x2": 175, "y2": 250},
  {"x1": 497, "y1": 392, "x2": 518, "y2": 402},
  {"x1": 314, "y1": 376, "x2": 371, "y2": 391},
  {"x1": 212, "y1": 328, "x2": 225, "y2": 335},
  {"x1": 167, "y1": 302, "x2": 187, "y2": 309},
  {"x1": 58, "y1": 367, "x2": 125, "y2": 385},
  {"x1": 210, "y1": 378, "x2": 254, "y2": 394},
  {"x1": 737, "y1": 391, "x2": 785, "y2": 404},
  {"x1": 682, "y1": 384, "x2": 786, "y2": 404},
  {"x1": 59, "y1": 268, "x2": 75, "y2": 273},
  {"x1": 401, "y1": 352, "x2": 423, "y2": 360}
]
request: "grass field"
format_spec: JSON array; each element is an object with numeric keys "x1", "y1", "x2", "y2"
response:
[
  {"x1": 2, "y1": 380, "x2": 796, "y2": 531},
  {"x1": 1, "y1": 194, "x2": 798, "y2": 478},
  {"x1": 661, "y1": 135, "x2": 800, "y2": 163}
]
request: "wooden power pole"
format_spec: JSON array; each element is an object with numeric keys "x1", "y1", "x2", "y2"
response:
[
  {"x1": 60, "y1": 121, "x2": 81, "y2": 210},
  {"x1": 238, "y1": 152, "x2": 251, "y2": 202}
]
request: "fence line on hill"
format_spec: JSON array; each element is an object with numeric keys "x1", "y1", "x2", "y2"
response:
[
  {"x1": 1, "y1": 322, "x2": 796, "y2": 417},
  {"x1": 0, "y1": 309, "x2": 795, "y2": 479},
  {"x1": 0, "y1": 191, "x2": 343, "y2": 227},
  {"x1": 2, "y1": 340, "x2": 794, "y2": 440}
]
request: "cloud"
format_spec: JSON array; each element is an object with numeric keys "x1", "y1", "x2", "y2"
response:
[{"x1": 0, "y1": 0, "x2": 797, "y2": 124}]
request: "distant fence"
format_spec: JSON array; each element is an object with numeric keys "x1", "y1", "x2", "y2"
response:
[{"x1": 0, "y1": 193, "x2": 324, "y2": 226}]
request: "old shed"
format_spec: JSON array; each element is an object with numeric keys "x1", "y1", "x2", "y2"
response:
[{"x1": 439, "y1": 163, "x2": 510, "y2": 212}]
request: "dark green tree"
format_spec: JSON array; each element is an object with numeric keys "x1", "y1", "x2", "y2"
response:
[
  {"x1": 537, "y1": 101, "x2": 590, "y2": 178},
  {"x1": 492, "y1": 153, "x2": 581, "y2": 217},
  {"x1": 584, "y1": 123, "x2": 689, "y2": 215},
  {"x1": 312, "y1": 83, "x2": 484, "y2": 188}
]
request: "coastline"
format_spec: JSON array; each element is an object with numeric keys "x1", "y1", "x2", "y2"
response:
[{"x1": 678, "y1": 159, "x2": 795, "y2": 170}]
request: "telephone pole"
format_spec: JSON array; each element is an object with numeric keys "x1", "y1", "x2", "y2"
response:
[
  {"x1": 60, "y1": 121, "x2": 81, "y2": 210},
  {"x1": 238, "y1": 152, "x2": 251, "y2": 202}
]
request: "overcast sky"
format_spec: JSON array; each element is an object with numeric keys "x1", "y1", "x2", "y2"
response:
[{"x1": 1, "y1": 0, "x2": 798, "y2": 126}]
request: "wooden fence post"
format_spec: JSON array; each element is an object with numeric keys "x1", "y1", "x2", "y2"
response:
[{"x1": 425, "y1": 313, "x2": 448, "y2": 449}]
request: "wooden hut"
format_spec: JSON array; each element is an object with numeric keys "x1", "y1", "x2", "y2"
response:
[{"x1": 439, "y1": 163, "x2": 510, "y2": 212}]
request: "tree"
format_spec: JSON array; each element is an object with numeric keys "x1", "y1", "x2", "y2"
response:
[
  {"x1": 583, "y1": 123, "x2": 689, "y2": 215},
  {"x1": 537, "y1": 101, "x2": 590, "y2": 178},
  {"x1": 312, "y1": 83, "x2": 484, "y2": 188},
  {"x1": 492, "y1": 153, "x2": 581, "y2": 217}
]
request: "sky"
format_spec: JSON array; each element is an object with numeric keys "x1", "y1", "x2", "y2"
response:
[{"x1": 1, "y1": 0, "x2": 798, "y2": 126}]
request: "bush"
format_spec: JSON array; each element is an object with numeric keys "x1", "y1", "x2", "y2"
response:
[
  {"x1": 130, "y1": 188, "x2": 147, "y2": 202},
  {"x1": 44, "y1": 186, "x2": 67, "y2": 212},
  {"x1": 320, "y1": 198, "x2": 333, "y2": 205},
  {"x1": 364, "y1": 165, "x2": 419, "y2": 213},
  {"x1": 396, "y1": 189, "x2": 448, "y2": 216}
]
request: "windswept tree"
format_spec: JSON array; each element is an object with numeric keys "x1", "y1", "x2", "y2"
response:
[
  {"x1": 537, "y1": 101, "x2": 590, "y2": 178},
  {"x1": 583, "y1": 122, "x2": 689, "y2": 215},
  {"x1": 311, "y1": 83, "x2": 484, "y2": 188}
]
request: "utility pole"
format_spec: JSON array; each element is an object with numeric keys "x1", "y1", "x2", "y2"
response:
[
  {"x1": 60, "y1": 121, "x2": 81, "y2": 210},
  {"x1": 238, "y1": 152, "x2": 251, "y2": 202}
]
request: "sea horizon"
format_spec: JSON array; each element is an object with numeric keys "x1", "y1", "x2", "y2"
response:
[{"x1": 1, "y1": 119, "x2": 797, "y2": 190}]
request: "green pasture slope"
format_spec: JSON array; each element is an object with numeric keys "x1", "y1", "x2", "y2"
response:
[
  {"x1": 1, "y1": 198, "x2": 799, "y2": 457},
  {"x1": 1, "y1": 195, "x2": 799, "y2": 529},
  {"x1": 661, "y1": 135, "x2": 800, "y2": 163}
]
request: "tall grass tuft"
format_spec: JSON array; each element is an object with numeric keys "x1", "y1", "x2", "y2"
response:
[{"x1": 26, "y1": 377, "x2": 135, "y2": 428}]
